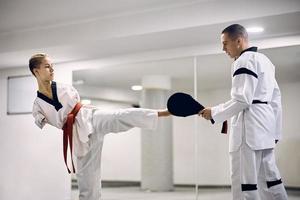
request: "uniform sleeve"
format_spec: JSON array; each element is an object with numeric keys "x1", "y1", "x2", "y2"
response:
[
  {"x1": 32, "y1": 103, "x2": 47, "y2": 129},
  {"x1": 92, "y1": 108, "x2": 158, "y2": 135},
  {"x1": 211, "y1": 58, "x2": 259, "y2": 123},
  {"x1": 270, "y1": 81, "x2": 282, "y2": 140},
  {"x1": 70, "y1": 85, "x2": 80, "y2": 102}
]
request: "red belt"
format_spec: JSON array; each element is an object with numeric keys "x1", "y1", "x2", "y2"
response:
[{"x1": 62, "y1": 102, "x2": 82, "y2": 173}]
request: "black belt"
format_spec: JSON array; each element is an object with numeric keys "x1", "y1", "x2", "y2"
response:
[{"x1": 252, "y1": 100, "x2": 268, "y2": 104}]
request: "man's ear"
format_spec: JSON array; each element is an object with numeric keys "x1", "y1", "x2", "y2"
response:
[{"x1": 236, "y1": 37, "x2": 242, "y2": 45}]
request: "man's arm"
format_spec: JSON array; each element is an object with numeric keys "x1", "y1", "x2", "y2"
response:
[
  {"x1": 201, "y1": 60, "x2": 259, "y2": 123},
  {"x1": 270, "y1": 81, "x2": 282, "y2": 141}
]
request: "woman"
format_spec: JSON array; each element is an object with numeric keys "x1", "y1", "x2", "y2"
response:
[{"x1": 30, "y1": 53, "x2": 170, "y2": 200}]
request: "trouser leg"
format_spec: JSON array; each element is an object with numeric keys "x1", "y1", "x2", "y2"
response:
[
  {"x1": 92, "y1": 108, "x2": 157, "y2": 135},
  {"x1": 259, "y1": 149, "x2": 288, "y2": 200},
  {"x1": 76, "y1": 133, "x2": 104, "y2": 200},
  {"x1": 258, "y1": 168, "x2": 272, "y2": 200},
  {"x1": 230, "y1": 143, "x2": 261, "y2": 200},
  {"x1": 230, "y1": 150, "x2": 242, "y2": 200},
  {"x1": 258, "y1": 149, "x2": 273, "y2": 200}
]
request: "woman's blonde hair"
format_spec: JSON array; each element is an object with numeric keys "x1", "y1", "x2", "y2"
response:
[{"x1": 29, "y1": 53, "x2": 48, "y2": 76}]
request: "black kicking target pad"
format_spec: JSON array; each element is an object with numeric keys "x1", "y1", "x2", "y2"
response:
[
  {"x1": 167, "y1": 92, "x2": 228, "y2": 134},
  {"x1": 167, "y1": 92, "x2": 215, "y2": 124},
  {"x1": 167, "y1": 92, "x2": 204, "y2": 117}
]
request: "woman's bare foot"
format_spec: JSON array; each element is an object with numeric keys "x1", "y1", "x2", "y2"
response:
[{"x1": 158, "y1": 109, "x2": 171, "y2": 117}]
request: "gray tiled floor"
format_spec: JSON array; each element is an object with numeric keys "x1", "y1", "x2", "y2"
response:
[{"x1": 72, "y1": 187, "x2": 300, "y2": 200}]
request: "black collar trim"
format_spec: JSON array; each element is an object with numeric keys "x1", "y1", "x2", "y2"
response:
[
  {"x1": 37, "y1": 81, "x2": 63, "y2": 111},
  {"x1": 240, "y1": 46, "x2": 258, "y2": 56}
]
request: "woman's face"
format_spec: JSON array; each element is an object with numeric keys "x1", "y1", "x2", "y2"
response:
[{"x1": 34, "y1": 57, "x2": 54, "y2": 81}]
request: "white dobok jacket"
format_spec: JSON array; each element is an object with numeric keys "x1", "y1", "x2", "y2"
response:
[
  {"x1": 211, "y1": 47, "x2": 282, "y2": 152},
  {"x1": 32, "y1": 81, "x2": 158, "y2": 157}
]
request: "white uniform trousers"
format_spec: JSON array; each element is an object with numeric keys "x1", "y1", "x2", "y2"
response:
[
  {"x1": 230, "y1": 142, "x2": 288, "y2": 200},
  {"x1": 76, "y1": 132, "x2": 104, "y2": 200},
  {"x1": 75, "y1": 108, "x2": 158, "y2": 200}
]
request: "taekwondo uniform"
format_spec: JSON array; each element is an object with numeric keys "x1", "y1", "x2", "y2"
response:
[
  {"x1": 32, "y1": 81, "x2": 158, "y2": 200},
  {"x1": 211, "y1": 47, "x2": 288, "y2": 200}
]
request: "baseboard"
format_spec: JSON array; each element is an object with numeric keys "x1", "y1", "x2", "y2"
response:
[{"x1": 72, "y1": 179, "x2": 300, "y2": 191}]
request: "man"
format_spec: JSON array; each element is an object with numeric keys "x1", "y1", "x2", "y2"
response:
[{"x1": 200, "y1": 24, "x2": 288, "y2": 200}]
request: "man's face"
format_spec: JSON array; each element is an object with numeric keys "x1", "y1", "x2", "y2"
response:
[
  {"x1": 34, "y1": 57, "x2": 54, "y2": 81},
  {"x1": 221, "y1": 33, "x2": 240, "y2": 59}
]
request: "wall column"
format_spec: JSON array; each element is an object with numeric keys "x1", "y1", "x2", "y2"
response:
[{"x1": 140, "y1": 75, "x2": 173, "y2": 191}]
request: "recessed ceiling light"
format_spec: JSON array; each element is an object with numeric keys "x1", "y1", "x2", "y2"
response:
[
  {"x1": 73, "y1": 80, "x2": 85, "y2": 85},
  {"x1": 246, "y1": 27, "x2": 264, "y2": 33},
  {"x1": 131, "y1": 85, "x2": 143, "y2": 91}
]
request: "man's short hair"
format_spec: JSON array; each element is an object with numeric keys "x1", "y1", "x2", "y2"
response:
[
  {"x1": 222, "y1": 24, "x2": 248, "y2": 40},
  {"x1": 29, "y1": 53, "x2": 47, "y2": 76}
]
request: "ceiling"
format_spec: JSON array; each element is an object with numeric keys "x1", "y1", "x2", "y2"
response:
[{"x1": 1, "y1": 0, "x2": 300, "y2": 92}]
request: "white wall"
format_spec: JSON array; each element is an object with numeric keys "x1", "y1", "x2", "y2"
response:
[
  {"x1": 0, "y1": 67, "x2": 72, "y2": 200},
  {"x1": 173, "y1": 88, "x2": 231, "y2": 185},
  {"x1": 276, "y1": 82, "x2": 300, "y2": 187},
  {"x1": 75, "y1": 84, "x2": 139, "y2": 105}
]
